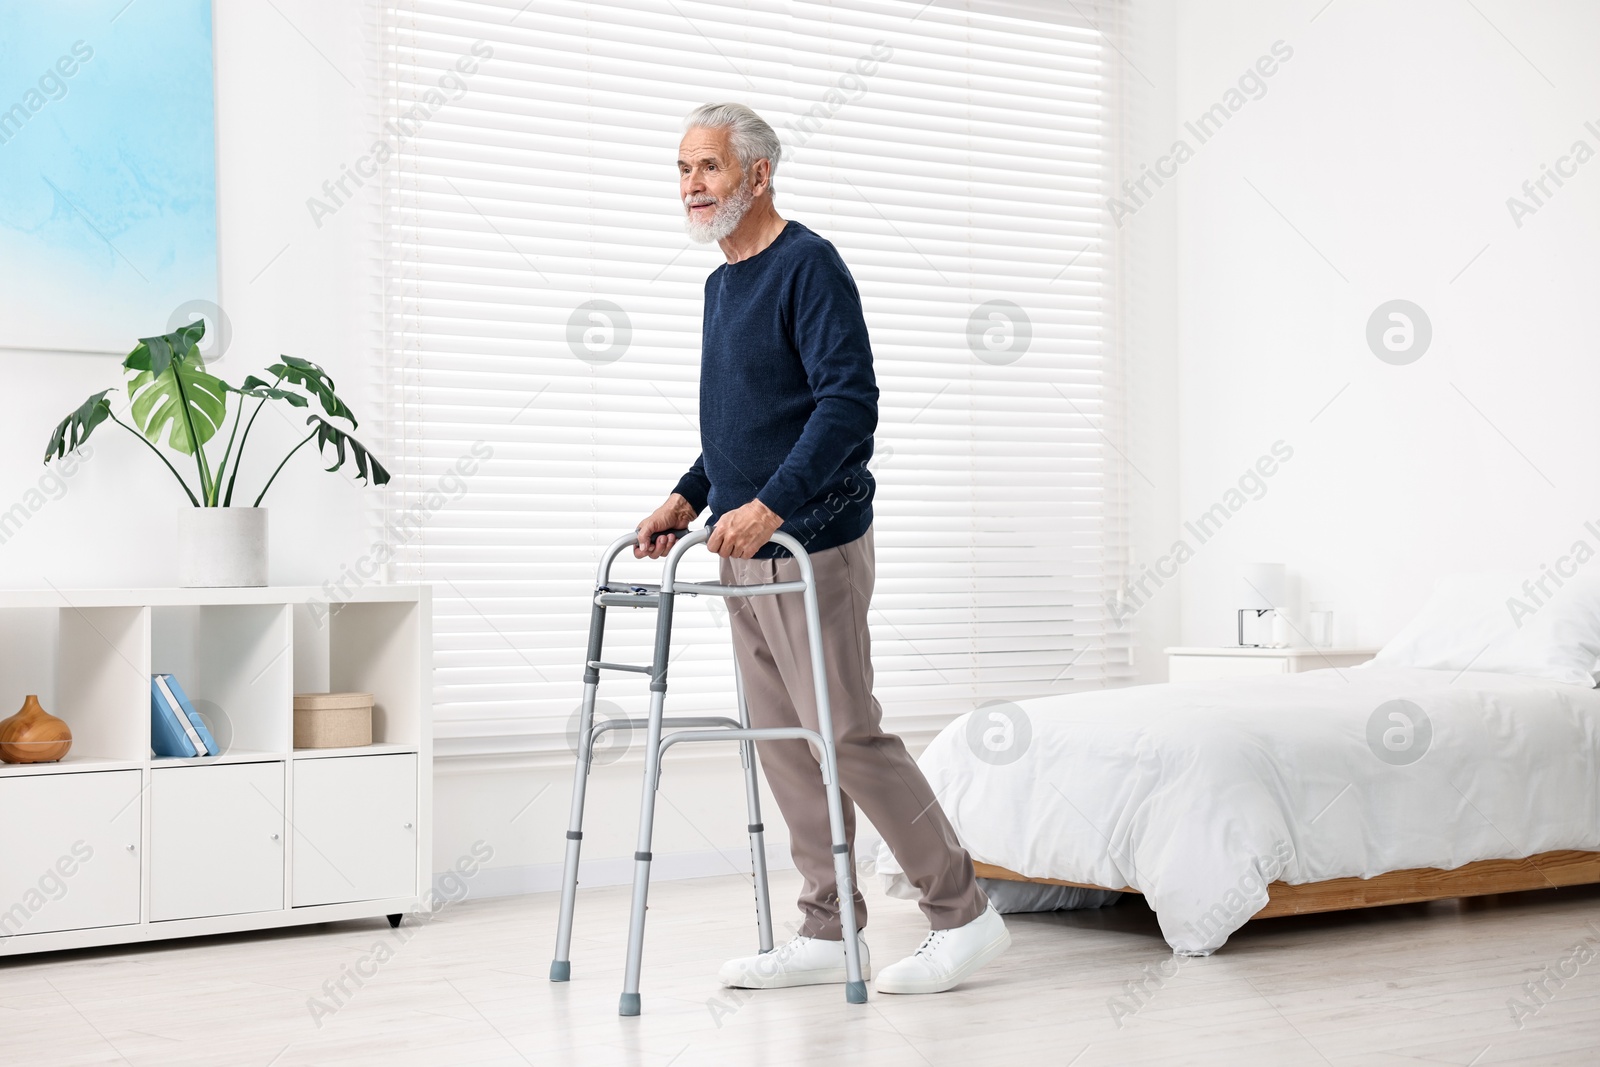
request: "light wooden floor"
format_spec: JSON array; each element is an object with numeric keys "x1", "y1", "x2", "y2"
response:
[{"x1": 4, "y1": 868, "x2": 1600, "y2": 1066}]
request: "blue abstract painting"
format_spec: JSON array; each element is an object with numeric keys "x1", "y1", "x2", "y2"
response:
[{"x1": 0, "y1": 2, "x2": 217, "y2": 354}]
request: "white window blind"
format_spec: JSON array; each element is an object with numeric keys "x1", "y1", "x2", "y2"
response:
[{"x1": 377, "y1": 0, "x2": 1131, "y2": 759}]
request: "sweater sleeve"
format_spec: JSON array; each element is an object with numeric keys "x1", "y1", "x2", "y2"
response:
[
  {"x1": 754, "y1": 250, "x2": 879, "y2": 520},
  {"x1": 671, "y1": 453, "x2": 711, "y2": 515}
]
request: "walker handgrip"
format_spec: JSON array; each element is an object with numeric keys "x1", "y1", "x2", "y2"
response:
[{"x1": 636, "y1": 527, "x2": 691, "y2": 543}]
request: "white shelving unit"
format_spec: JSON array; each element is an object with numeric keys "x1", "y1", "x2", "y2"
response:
[{"x1": 0, "y1": 585, "x2": 431, "y2": 956}]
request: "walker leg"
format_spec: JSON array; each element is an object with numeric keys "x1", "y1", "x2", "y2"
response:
[
  {"x1": 552, "y1": 603, "x2": 607, "y2": 982},
  {"x1": 795, "y1": 561, "x2": 867, "y2": 1005},
  {"x1": 820, "y1": 748, "x2": 868, "y2": 1004},
  {"x1": 619, "y1": 687, "x2": 667, "y2": 1015},
  {"x1": 619, "y1": 594, "x2": 676, "y2": 1016},
  {"x1": 735, "y1": 664, "x2": 775, "y2": 953}
]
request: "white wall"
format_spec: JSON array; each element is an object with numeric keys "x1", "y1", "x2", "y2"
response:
[
  {"x1": 1118, "y1": 0, "x2": 1183, "y2": 683},
  {"x1": 1169, "y1": 0, "x2": 1600, "y2": 649},
  {"x1": 10, "y1": 1, "x2": 375, "y2": 592},
  {"x1": 435, "y1": 751, "x2": 811, "y2": 900}
]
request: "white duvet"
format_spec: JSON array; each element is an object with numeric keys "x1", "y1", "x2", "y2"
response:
[{"x1": 873, "y1": 666, "x2": 1600, "y2": 954}]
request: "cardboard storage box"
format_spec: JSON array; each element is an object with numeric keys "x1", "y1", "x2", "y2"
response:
[{"x1": 293, "y1": 691, "x2": 374, "y2": 748}]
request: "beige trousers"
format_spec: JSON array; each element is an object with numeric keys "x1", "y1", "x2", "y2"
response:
[{"x1": 719, "y1": 525, "x2": 989, "y2": 940}]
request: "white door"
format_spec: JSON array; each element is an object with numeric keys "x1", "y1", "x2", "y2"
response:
[
  {"x1": 151, "y1": 762, "x2": 285, "y2": 921},
  {"x1": 0, "y1": 771, "x2": 141, "y2": 938},
  {"x1": 293, "y1": 755, "x2": 417, "y2": 907}
]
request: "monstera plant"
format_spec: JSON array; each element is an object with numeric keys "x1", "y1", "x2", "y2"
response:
[
  {"x1": 43, "y1": 321, "x2": 390, "y2": 586},
  {"x1": 45, "y1": 320, "x2": 389, "y2": 506}
]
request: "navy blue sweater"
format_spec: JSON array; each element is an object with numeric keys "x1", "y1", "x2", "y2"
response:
[{"x1": 672, "y1": 221, "x2": 878, "y2": 558}]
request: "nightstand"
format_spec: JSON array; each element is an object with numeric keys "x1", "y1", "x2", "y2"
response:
[{"x1": 1165, "y1": 646, "x2": 1378, "y2": 683}]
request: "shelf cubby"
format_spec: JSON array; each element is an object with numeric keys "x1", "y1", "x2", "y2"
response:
[
  {"x1": 151, "y1": 602, "x2": 293, "y2": 757},
  {"x1": 39, "y1": 605, "x2": 150, "y2": 764},
  {"x1": 326, "y1": 598, "x2": 424, "y2": 750}
]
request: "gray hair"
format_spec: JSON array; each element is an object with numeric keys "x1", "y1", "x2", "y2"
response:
[{"x1": 683, "y1": 102, "x2": 781, "y2": 198}]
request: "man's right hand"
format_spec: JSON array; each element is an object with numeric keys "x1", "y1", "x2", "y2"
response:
[{"x1": 634, "y1": 494, "x2": 700, "y2": 559}]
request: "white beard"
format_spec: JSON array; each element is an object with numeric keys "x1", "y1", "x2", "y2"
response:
[{"x1": 684, "y1": 182, "x2": 755, "y2": 243}]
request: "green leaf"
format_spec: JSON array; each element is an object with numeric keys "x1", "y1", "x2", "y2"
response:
[
  {"x1": 226, "y1": 377, "x2": 309, "y2": 407},
  {"x1": 306, "y1": 415, "x2": 391, "y2": 486},
  {"x1": 266, "y1": 356, "x2": 355, "y2": 425},
  {"x1": 126, "y1": 332, "x2": 229, "y2": 457},
  {"x1": 45, "y1": 389, "x2": 113, "y2": 462},
  {"x1": 125, "y1": 321, "x2": 207, "y2": 380}
]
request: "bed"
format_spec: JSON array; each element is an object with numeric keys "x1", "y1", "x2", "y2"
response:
[{"x1": 872, "y1": 570, "x2": 1600, "y2": 955}]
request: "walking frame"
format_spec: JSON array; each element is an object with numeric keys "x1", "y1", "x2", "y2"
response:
[{"x1": 549, "y1": 527, "x2": 868, "y2": 1016}]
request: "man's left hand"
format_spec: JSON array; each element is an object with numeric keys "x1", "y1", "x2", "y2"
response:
[{"x1": 706, "y1": 499, "x2": 784, "y2": 558}]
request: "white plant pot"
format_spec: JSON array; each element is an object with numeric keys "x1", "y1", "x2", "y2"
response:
[{"x1": 177, "y1": 507, "x2": 268, "y2": 587}]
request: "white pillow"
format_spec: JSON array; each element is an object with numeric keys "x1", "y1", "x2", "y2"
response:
[{"x1": 1369, "y1": 570, "x2": 1600, "y2": 687}]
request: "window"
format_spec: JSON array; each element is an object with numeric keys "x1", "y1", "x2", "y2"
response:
[{"x1": 377, "y1": 0, "x2": 1129, "y2": 758}]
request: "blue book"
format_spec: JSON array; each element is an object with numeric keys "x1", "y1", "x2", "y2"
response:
[
  {"x1": 150, "y1": 678, "x2": 200, "y2": 758},
  {"x1": 159, "y1": 674, "x2": 218, "y2": 756}
]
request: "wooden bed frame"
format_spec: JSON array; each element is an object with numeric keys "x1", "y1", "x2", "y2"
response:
[{"x1": 974, "y1": 849, "x2": 1600, "y2": 919}]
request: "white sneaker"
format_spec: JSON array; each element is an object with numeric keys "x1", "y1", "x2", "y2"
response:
[
  {"x1": 718, "y1": 933, "x2": 870, "y2": 989},
  {"x1": 873, "y1": 902, "x2": 1010, "y2": 994}
]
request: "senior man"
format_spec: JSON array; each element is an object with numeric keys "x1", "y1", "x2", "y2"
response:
[{"x1": 633, "y1": 103, "x2": 1010, "y2": 995}]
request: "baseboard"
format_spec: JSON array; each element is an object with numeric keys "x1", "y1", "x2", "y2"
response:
[{"x1": 446, "y1": 837, "x2": 887, "y2": 901}]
